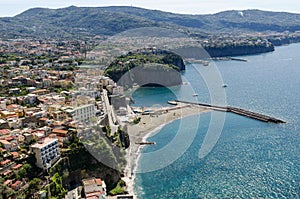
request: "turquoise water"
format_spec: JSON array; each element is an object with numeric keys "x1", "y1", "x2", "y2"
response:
[{"x1": 133, "y1": 43, "x2": 300, "y2": 198}]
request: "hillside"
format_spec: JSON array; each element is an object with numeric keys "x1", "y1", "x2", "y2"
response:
[
  {"x1": 104, "y1": 49, "x2": 185, "y2": 87},
  {"x1": 1, "y1": 6, "x2": 300, "y2": 39}
]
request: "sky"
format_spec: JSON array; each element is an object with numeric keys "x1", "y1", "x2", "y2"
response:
[{"x1": 1, "y1": 0, "x2": 300, "y2": 17}]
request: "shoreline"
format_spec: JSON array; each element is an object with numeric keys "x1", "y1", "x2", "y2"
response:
[{"x1": 123, "y1": 103, "x2": 209, "y2": 198}]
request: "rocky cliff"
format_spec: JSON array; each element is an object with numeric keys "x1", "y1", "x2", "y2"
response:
[{"x1": 104, "y1": 49, "x2": 185, "y2": 87}]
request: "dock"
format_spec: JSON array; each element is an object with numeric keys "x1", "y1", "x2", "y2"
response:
[{"x1": 175, "y1": 100, "x2": 285, "y2": 123}]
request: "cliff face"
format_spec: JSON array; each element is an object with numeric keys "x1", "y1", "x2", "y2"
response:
[
  {"x1": 268, "y1": 35, "x2": 300, "y2": 46},
  {"x1": 104, "y1": 49, "x2": 185, "y2": 87},
  {"x1": 160, "y1": 51, "x2": 185, "y2": 70},
  {"x1": 50, "y1": 144, "x2": 121, "y2": 191},
  {"x1": 116, "y1": 63, "x2": 183, "y2": 88},
  {"x1": 204, "y1": 43, "x2": 275, "y2": 57}
]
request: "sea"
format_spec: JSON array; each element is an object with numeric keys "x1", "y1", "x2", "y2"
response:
[{"x1": 132, "y1": 43, "x2": 300, "y2": 198}]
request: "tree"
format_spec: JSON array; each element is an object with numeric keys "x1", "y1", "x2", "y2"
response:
[
  {"x1": 26, "y1": 178, "x2": 42, "y2": 196},
  {"x1": 18, "y1": 168, "x2": 26, "y2": 178},
  {"x1": 23, "y1": 163, "x2": 32, "y2": 171},
  {"x1": 50, "y1": 173, "x2": 67, "y2": 198}
]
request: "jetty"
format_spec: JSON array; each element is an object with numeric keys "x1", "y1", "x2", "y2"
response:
[{"x1": 174, "y1": 100, "x2": 285, "y2": 123}]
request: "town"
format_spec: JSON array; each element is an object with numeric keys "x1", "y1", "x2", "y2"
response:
[{"x1": 0, "y1": 38, "x2": 134, "y2": 199}]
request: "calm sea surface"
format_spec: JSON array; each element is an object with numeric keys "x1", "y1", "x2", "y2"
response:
[{"x1": 132, "y1": 43, "x2": 300, "y2": 198}]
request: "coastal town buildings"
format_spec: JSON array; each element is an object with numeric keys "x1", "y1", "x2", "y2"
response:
[
  {"x1": 82, "y1": 178, "x2": 107, "y2": 199},
  {"x1": 30, "y1": 137, "x2": 60, "y2": 170},
  {"x1": 0, "y1": 38, "x2": 130, "y2": 198}
]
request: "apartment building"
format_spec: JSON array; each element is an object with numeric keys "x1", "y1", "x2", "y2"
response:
[
  {"x1": 30, "y1": 137, "x2": 60, "y2": 170},
  {"x1": 65, "y1": 104, "x2": 96, "y2": 124}
]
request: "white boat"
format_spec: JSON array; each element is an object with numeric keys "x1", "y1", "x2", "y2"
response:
[
  {"x1": 167, "y1": 100, "x2": 178, "y2": 105},
  {"x1": 193, "y1": 93, "x2": 198, "y2": 97},
  {"x1": 222, "y1": 84, "x2": 228, "y2": 88}
]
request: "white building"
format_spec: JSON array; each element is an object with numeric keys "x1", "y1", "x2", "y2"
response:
[
  {"x1": 30, "y1": 137, "x2": 60, "y2": 170},
  {"x1": 65, "y1": 104, "x2": 96, "y2": 124}
]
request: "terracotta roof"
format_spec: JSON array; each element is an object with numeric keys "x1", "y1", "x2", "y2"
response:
[
  {"x1": 1, "y1": 159, "x2": 11, "y2": 166},
  {"x1": 39, "y1": 117, "x2": 49, "y2": 121},
  {"x1": 2, "y1": 169, "x2": 12, "y2": 176},
  {"x1": 0, "y1": 129, "x2": 10, "y2": 134},
  {"x1": 86, "y1": 196, "x2": 99, "y2": 199},
  {"x1": 6, "y1": 104, "x2": 19, "y2": 109},
  {"x1": 0, "y1": 139, "x2": 11, "y2": 145},
  {"x1": 52, "y1": 129, "x2": 68, "y2": 135},
  {"x1": 4, "y1": 179, "x2": 12, "y2": 186},
  {"x1": 11, "y1": 180, "x2": 21, "y2": 189},
  {"x1": 11, "y1": 152, "x2": 19, "y2": 158},
  {"x1": 86, "y1": 191, "x2": 105, "y2": 198},
  {"x1": 5, "y1": 136, "x2": 15, "y2": 141},
  {"x1": 53, "y1": 121, "x2": 64, "y2": 126},
  {"x1": 12, "y1": 164, "x2": 23, "y2": 170},
  {"x1": 31, "y1": 89, "x2": 48, "y2": 94}
]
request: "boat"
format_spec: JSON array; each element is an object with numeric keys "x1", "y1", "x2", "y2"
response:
[
  {"x1": 203, "y1": 61, "x2": 209, "y2": 66},
  {"x1": 222, "y1": 84, "x2": 228, "y2": 88},
  {"x1": 167, "y1": 100, "x2": 178, "y2": 105},
  {"x1": 192, "y1": 93, "x2": 199, "y2": 97},
  {"x1": 135, "y1": 141, "x2": 156, "y2": 145}
]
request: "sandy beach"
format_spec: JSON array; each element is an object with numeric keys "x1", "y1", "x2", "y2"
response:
[{"x1": 121, "y1": 103, "x2": 209, "y2": 198}]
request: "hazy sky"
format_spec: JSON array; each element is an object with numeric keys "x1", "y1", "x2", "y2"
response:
[{"x1": 1, "y1": 0, "x2": 300, "y2": 17}]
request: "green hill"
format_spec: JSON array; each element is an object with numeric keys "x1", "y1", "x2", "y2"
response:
[
  {"x1": 104, "y1": 49, "x2": 185, "y2": 87},
  {"x1": 1, "y1": 6, "x2": 300, "y2": 39}
]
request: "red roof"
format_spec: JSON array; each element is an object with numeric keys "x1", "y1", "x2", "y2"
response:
[
  {"x1": 0, "y1": 139, "x2": 11, "y2": 145},
  {"x1": 31, "y1": 89, "x2": 48, "y2": 94},
  {"x1": 2, "y1": 169, "x2": 12, "y2": 176},
  {"x1": 86, "y1": 191, "x2": 105, "y2": 198},
  {"x1": 5, "y1": 136, "x2": 15, "y2": 141},
  {"x1": 11, "y1": 152, "x2": 19, "y2": 158},
  {"x1": 1, "y1": 159, "x2": 11, "y2": 166},
  {"x1": 0, "y1": 129, "x2": 10, "y2": 134},
  {"x1": 52, "y1": 129, "x2": 68, "y2": 136},
  {"x1": 39, "y1": 117, "x2": 49, "y2": 121},
  {"x1": 86, "y1": 196, "x2": 99, "y2": 199},
  {"x1": 4, "y1": 179, "x2": 12, "y2": 186},
  {"x1": 6, "y1": 104, "x2": 19, "y2": 110},
  {"x1": 11, "y1": 180, "x2": 21, "y2": 189},
  {"x1": 12, "y1": 164, "x2": 22, "y2": 170}
]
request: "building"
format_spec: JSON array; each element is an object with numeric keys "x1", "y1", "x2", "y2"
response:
[
  {"x1": 0, "y1": 110, "x2": 17, "y2": 119},
  {"x1": 1, "y1": 159, "x2": 11, "y2": 167},
  {"x1": 0, "y1": 139, "x2": 12, "y2": 150},
  {"x1": 51, "y1": 129, "x2": 71, "y2": 145},
  {"x1": 11, "y1": 180, "x2": 22, "y2": 190},
  {"x1": 82, "y1": 178, "x2": 106, "y2": 199},
  {"x1": 30, "y1": 137, "x2": 60, "y2": 170},
  {"x1": 65, "y1": 104, "x2": 96, "y2": 124}
]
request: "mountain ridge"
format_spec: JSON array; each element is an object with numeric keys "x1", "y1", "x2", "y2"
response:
[{"x1": 1, "y1": 6, "x2": 300, "y2": 39}]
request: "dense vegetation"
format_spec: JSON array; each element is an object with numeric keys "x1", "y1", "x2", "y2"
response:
[
  {"x1": 204, "y1": 42, "x2": 275, "y2": 57},
  {"x1": 49, "y1": 136, "x2": 123, "y2": 193},
  {"x1": 104, "y1": 49, "x2": 185, "y2": 86},
  {"x1": 1, "y1": 6, "x2": 300, "y2": 38}
]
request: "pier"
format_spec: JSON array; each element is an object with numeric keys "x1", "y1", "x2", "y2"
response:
[{"x1": 175, "y1": 100, "x2": 285, "y2": 123}]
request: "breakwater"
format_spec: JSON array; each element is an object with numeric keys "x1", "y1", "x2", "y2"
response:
[{"x1": 175, "y1": 100, "x2": 285, "y2": 124}]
